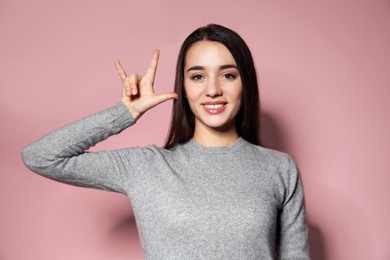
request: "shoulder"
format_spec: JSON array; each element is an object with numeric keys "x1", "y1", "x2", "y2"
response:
[
  {"x1": 240, "y1": 139, "x2": 295, "y2": 167},
  {"x1": 241, "y1": 141, "x2": 304, "y2": 200},
  {"x1": 239, "y1": 140, "x2": 301, "y2": 186}
]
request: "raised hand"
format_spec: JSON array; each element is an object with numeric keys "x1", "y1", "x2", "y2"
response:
[{"x1": 115, "y1": 49, "x2": 177, "y2": 120}]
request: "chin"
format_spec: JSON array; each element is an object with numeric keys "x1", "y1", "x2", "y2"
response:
[{"x1": 205, "y1": 119, "x2": 236, "y2": 132}]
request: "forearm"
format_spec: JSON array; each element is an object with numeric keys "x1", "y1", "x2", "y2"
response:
[{"x1": 21, "y1": 102, "x2": 135, "y2": 184}]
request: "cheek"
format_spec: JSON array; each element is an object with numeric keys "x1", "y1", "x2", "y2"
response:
[
  {"x1": 233, "y1": 85, "x2": 243, "y2": 104},
  {"x1": 232, "y1": 85, "x2": 243, "y2": 113},
  {"x1": 184, "y1": 82, "x2": 201, "y2": 101},
  {"x1": 183, "y1": 84, "x2": 196, "y2": 110}
]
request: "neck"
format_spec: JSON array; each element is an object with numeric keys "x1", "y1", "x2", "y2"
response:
[{"x1": 192, "y1": 123, "x2": 240, "y2": 147}]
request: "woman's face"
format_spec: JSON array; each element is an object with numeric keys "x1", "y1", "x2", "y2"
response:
[{"x1": 184, "y1": 41, "x2": 242, "y2": 133}]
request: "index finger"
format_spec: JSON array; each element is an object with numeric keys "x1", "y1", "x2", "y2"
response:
[
  {"x1": 115, "y1": 59, "x2": 127, "y2": 80},
  {"x1": 144, "y1": 49, "x2": 160, "y2": 85}
]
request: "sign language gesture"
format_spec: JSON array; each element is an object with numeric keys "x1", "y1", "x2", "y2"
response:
[{"x1": 115, "y1": 50, "x2": 177, "y2": 120}]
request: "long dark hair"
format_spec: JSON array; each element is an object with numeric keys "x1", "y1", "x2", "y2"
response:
[{"x1": 164, "y1": 24, "x2": 260, "y2": 149}]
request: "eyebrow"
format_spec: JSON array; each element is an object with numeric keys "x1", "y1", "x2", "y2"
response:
[{"x1": 186, "y1": 64, "x2": 238, "y2": 72}]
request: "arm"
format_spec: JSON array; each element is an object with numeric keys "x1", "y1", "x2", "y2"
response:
[
  {"x1": 22, "y1": 50, "x2": 177, "y2": 193},
  {"x1": 277, "y1": 157, "x2": 309, "y2": 259},
  {"x1": 21, "y1": 103, "x2": 136, "y2": 193}
]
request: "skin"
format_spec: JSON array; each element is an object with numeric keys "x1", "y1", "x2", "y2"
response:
[
  {"x1": 115, "y1": 50, "x2": 177, "y2": 121},
  {"x1": 184, "y1": 41, "x2": 243, "y2": 147},
  {"x1": 115, "y1": 43, "x2": 243, "y2": 147}
]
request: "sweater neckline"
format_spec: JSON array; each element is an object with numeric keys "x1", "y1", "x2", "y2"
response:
[{"x1": 184, "y1": 137, "x2": 246, "y2": 154}]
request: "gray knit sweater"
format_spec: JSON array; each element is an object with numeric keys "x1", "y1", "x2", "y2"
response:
[{"x1": 22, "y1": 102, "x2": 309, "y2": 259}]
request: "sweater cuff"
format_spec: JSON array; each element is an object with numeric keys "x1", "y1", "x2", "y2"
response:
[{"x1": 109, "y1": 102, "x2": 137, "y2": 132}]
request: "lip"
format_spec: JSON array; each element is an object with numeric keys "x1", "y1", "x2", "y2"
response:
[{"x1": 201, "y1": 101, "x2": 227, "y2": 114}]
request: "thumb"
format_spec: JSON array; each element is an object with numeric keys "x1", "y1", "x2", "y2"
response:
[{"x1": 153, "y1": 92, "x2": 178, "y2": 106}]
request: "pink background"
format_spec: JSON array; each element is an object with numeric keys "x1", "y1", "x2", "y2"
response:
[{"x1": 1, "y1": 1, "x2": 389, "y2": 259}]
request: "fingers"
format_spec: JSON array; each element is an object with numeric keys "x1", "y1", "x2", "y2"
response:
[
  {"x1": 153, "y1": 92, "x2": 178, "y2": 106},
  {"x1": 115, "y1": 59, "x2": 127, "y2": 80},
  {"x1": 129, "y1": 74, "x2": 142, "y2": 96},
  {"x1": 116, "y1": 49, "x2": 161, "y2": 98},
  {"x1": 144, "y1": 49, "x2": 160, "y2": 86},
  {"x1": 116, "y1": 59, "x2": 133, "y2": 97},
  {"x1": 122, "y1": 73, "x2": 142, "y2": 97},
  {"x1": 116, "y1": 59, "x2": 139, "y2": 97}
]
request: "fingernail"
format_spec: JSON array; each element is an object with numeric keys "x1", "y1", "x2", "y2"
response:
[{"x1": 131, "y1": 88, "x2": 136, "y2": 95}]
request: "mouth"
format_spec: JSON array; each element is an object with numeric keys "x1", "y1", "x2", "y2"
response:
[
  {"x1": 203, "y1": 103, "x2": 224, "y2": 109},
  {"x1": 201, "y1": 102, "x2": 227, "y2": 114}
]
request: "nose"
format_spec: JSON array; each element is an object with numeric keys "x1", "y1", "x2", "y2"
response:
[{"x1": 205, "y1": 77, "x2": 222, "y2": 97}]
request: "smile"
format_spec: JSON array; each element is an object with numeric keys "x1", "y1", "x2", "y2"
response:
[
  {"x1": 204, "y1": 104, "x2": 224, "y2": 109},
  {"x1": 201, "y1": 102, "x2": 227, "y2": 114}
]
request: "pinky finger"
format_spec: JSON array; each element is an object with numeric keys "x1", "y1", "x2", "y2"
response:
[{"x1": 115, "y1": 59, "x2": 127, "y2": 80}]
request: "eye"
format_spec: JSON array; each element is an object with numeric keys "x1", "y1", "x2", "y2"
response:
[
  {"x1": 191, "y1": 74, "x2": 204, "y2": 80},
  {"x1": 223, "y1": 73, "x2": 236, "y2": 79}
]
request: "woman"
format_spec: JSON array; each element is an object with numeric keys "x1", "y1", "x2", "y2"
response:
[{"x1": 22, "y1": 24, "x2": 308, "y2": 259}]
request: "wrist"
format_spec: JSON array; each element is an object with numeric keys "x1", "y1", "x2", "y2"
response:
[{"x1": 121, "y1": 101, "x2": 142, "y2": 121}]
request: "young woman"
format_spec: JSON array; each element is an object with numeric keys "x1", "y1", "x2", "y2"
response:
[{"x1": 22, "y1": 24, "x2": 309, "y2": 259}]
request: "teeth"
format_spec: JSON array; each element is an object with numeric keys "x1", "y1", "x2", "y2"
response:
[{"x1": 204, "y1": 104, "x2": 223, "y2": 109}]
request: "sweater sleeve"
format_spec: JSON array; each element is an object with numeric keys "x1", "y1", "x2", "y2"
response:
[
  {"x1": 21, "y1": 102, "x2": 136, "y2": 194},
  {"x1": 278, "y1": 157, "x2": 309, "y2": 259}
]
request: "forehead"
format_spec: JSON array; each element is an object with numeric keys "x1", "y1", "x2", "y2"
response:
[{"x1": 185, "y1": 41, "x2": 236, "y2": 68}]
